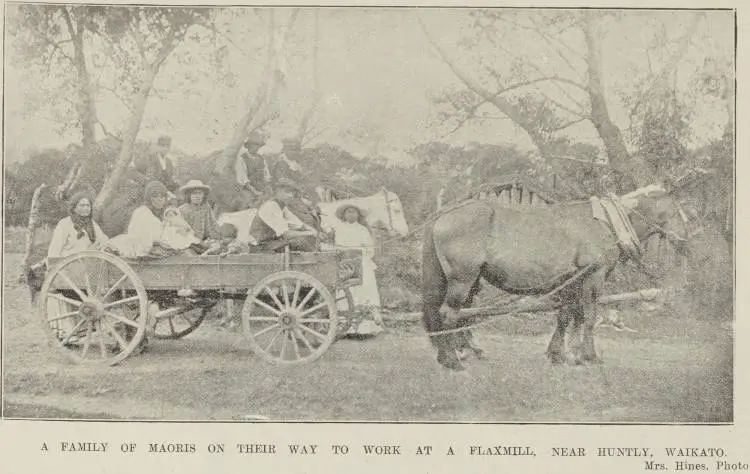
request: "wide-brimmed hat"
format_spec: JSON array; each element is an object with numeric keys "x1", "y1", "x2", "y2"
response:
[
  {"x1": 179, "y1": 179, "x2": 211, "y2": 195},
  {"x1": 275, "y1": 177, "x2": 303, "y2": 195},
  {"x1": 335, "y1": 203, "x2": 369, "y2": 221}
]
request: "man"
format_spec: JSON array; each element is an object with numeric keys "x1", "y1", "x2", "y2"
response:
[
  {"x1": 235, "y1": 131, "x2": 271, "y2": 198},
  {"x1": 143, "y1": 135, "x2": 178, "y2": 193},
  {"x1": 249, "y1": 178, "x2": 323, "y2": 252},
  {"x1": 271, "y1": 138, "x2": 304, "y2": 185}
]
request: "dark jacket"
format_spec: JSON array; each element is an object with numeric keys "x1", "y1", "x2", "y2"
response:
[{"x1": 144, "y1": 151, "x2": 178, "y2": 192}]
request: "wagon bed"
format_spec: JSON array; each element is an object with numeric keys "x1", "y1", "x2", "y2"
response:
[{"x1": 40, "y1": 249, "x2": 363, "y2": 367}]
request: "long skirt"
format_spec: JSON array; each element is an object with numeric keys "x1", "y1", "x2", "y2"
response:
[{"x1": 337, "y1": 257, "x2": 383, "y2": 336}]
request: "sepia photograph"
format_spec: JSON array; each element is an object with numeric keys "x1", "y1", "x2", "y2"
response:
[{"x1": 2, "y1": 4, "x2": 734, "y2": 423}]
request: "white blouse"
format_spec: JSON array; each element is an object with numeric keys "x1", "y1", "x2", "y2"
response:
[{"x1": 47, "y1": 217, "x2": 108, "y2": 259}]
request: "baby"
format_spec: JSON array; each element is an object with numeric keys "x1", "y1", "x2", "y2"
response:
[
  {"x1": 160, "y1": 206, "x2": 200, "y2": 251},
  {"x1": 202, "y1": 223, "x2": 248, "y2": 256}
]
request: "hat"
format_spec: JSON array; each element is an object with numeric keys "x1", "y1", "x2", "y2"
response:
[
  {"x1": 275, "y1": 177, "x2": 303, "y2": 194},
  {"x1": 244, "y1": 131, "x2": 265, "y2": 147},
  {"x1": 179, "y1": 179, "x2": 211, "y2": 195},
  {"x1": 335, "y1": 203, "x2": 369, "y2": 221}
]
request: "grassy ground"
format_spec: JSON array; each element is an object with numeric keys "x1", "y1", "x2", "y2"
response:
[{"x1": 2, "y1": 249, "x2": 733, "y2": 422}]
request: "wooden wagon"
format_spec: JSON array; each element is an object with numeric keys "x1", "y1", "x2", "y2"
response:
[{"x1": 39, "y1": 248, "x2": 363, "y2": 367}]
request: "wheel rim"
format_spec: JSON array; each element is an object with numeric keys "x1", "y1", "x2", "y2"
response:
[
  {"x1": 39, "y1": 250, "x2": 147, "y2": 366},
  {"x1": 153, "y1": 306, "x2": 208, "y2": 340},
  {"x1": 242, "y1": 271, "x2": 338, "y2": 364}
]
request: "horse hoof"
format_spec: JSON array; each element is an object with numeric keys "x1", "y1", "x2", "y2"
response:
[
  {"x1": 437, "y1": 352, "x2": 465, "y2": 371},
  {"x1": 442, "y1": 360, "x2": 466, "y2": 371},
  {"x1": 581, "y1": 353, "x2": 602, "y2": 365},
  {"x1": 546, "y1": 351, "x2": 566, "y2": 365}
]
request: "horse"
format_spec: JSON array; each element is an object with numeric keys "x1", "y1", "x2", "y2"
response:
[
  {"x1": 218, "y1": 188, "x2": 410, "y2": 244},
  {"x1": 422, "y1": 184, "x2": 691, "y2": 371}
]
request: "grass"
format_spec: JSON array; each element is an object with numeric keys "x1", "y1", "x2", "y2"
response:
[{"x1": 2, "y1": 251, "x2": 733, "y2": 422}]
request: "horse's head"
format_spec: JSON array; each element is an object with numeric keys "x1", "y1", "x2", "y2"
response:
[
  {"x1": 621, "y1": 184, "x2": 692, "y2": 255},
  {"x1": 370, "y1": 189, "x2": 409, "y2": 237}
]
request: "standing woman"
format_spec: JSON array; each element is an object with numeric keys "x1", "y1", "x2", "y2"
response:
[
  {"x1": 47, "y1": 192, "x2": 108, "y2": 259},
  {"x1": 332, "y1": 203, "x2": 383, "y2": 336}
]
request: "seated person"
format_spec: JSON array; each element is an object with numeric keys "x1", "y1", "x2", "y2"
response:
[
  {"x1": 202, "y1": 223, "x2": 249, "y2": 256},
  {"x1": 47, "y1": 192, "x2": 108, "y2": 259},
  {"x1": 178, "y1": 179, "x2": 219, "y2": 252},
  {"x1": 45, "y1": 192, "x2": 109, "y2": 338},
  {"x1": 104, "y1": 180, "x2": 175, "y2": 258},
  {"x1": 161, "y1": 206, "x2": 201, "y2": 251},
  {"x1": 248, "y1": 178, "x2": 324, "y2": 252}
]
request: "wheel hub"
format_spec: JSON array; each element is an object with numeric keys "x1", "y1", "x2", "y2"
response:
[
  {"x1": 279, "y1": 311, "x2": 298, "y2": 328},
  {"x1": 79, "y1": 299, "x2": 105, "y2": 321}
]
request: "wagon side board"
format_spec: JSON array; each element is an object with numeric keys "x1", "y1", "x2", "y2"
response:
[{"x1": 46, "y1": 251, "x2": 362, "y2": 292}]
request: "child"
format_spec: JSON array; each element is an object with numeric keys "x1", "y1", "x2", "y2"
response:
[
  {"x1": 202, "y1": 223, "x2": 248, "y2": 256},
  {"x1": 160, "y1": 206, "x2": 200, "y2": 251},
  {"x1": 178, "y1": 179, "x2": 219, "y2": 249},
  {"x1": 332, "y1": 203, "x2": 383, "y2": 336}
]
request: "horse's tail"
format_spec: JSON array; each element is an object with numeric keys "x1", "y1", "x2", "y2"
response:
[{"x1": 422, "y1": 218, "x2": 447, "y2": 348}]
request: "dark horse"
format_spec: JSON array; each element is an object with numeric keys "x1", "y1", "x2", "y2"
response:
[{"x1": 422, "y1": 184, "x2": 690, "y2": 371}]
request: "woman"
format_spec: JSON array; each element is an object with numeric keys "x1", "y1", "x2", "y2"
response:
[
  {"x1": 178, "y1": 179, "x2": 219, "y2": 248},
  {"x1": 46, "y1": 192, "x2": 108, "y2": 343},
  {"x1": 105, "y1": 180, "x2": 171, "y2": 258},
  {"x1": 332, "y1": 203, "x2": 383, "y2": 336},
  {"x1": 47, "y1": 192, "x2": 108, "y2": 259}
]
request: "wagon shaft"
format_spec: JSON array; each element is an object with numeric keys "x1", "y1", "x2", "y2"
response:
[{"x1": 447, "y1": 288, "x2": 663, "y2": 323}]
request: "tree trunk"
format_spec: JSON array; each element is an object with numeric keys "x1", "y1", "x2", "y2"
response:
[
  {"x1": 582, "y1": 14, "x2": 635, "y2": 193},
  {"x1": 93, "y1": 68, "x2": 158, "y2": 216},
  {"x1": 62, "y1": 6, "x2": 98, "y2": 148},
  {"x1": 220, "y1": 10, "x2": 298, "y2": 175}
]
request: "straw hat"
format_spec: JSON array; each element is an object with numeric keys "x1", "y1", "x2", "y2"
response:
[
  {"x1": 179, "y1": 179, "x2": 211, "y2": 195},
  {"x1": 335, "y1": 203, "x2": 369, "y2": 221}
]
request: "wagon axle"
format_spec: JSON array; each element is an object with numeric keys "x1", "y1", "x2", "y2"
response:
[{"x1": 78, "y1": 299, "x2": 105, "y2": 321}]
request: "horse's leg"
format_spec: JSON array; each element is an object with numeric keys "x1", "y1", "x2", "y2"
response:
[
  {"x1": 547, "y1": 303, "x2": 575, "y2": 365},
  {"x1": 438, "y1": 274, "x2": 482, "y2": 370},
  {"x1": 458, "y1": 277, "x2": 485, "y2": 360},
  {"x1": 579, "y1": 277, "x2": 603, "y2": 363}
]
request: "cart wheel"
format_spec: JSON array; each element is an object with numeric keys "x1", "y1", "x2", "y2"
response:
[
  {"x1": 153, "y1": 306, "x2": 208, "y2": 340},
  {"x1": 39, "y1": 250, "x2": 148, "y2": 366},
  {"x1": 242, "y1": 270, "x2": 338, "y2": 364}
]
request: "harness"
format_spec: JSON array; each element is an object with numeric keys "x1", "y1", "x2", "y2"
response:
[{"x1": 424, "y1": 192, "x2": 691, "y2": 338}]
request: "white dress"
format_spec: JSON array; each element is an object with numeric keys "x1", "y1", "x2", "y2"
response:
[
  {"x1": 334, "y1": 221, "x2": 383, "y2": 335},
  {"x1": 105, "y1": 206, "x2": 164, "y2": 257}
]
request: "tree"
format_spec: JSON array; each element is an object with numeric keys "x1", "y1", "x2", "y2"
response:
[
  {"x1": 92, "y1": 7, "x2": 213, "y2": 214},
  {"x1": 217, "y1": 9, "x2": 300, "y2": 175},
  {"x1": 8, "y1": 5, "x2": 101, "y2": 148},
  {"x1": 420, "y1": 10, "x2": 706, "y2": 192}
]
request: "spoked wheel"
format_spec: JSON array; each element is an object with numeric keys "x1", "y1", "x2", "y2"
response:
[
  {"x1": 153, "y1": 306, "x2": 209, "y2": 340},
  {"x1": 242, "y1": 271, "x2": 338, "y2": 365},
  {"x1": 39, "y1": 250, "x2": 148, "y2": 366}
]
